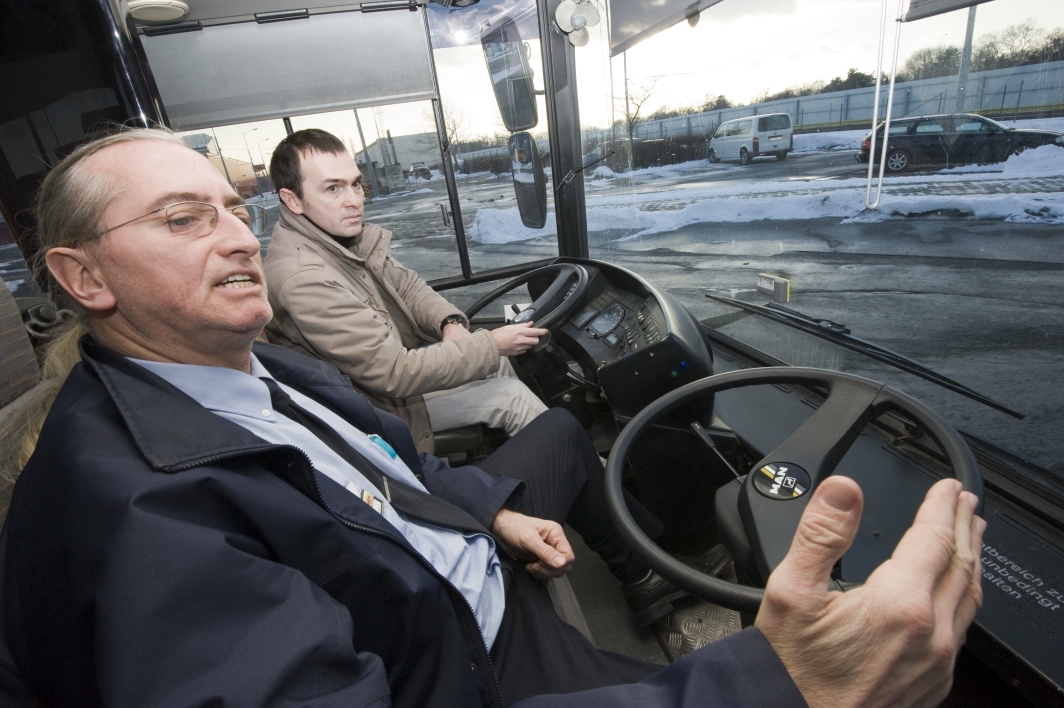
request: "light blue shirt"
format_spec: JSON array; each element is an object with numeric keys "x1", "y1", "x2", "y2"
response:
[{"x1": 129, "y1": 355, "x2": 505, "y2": 650}]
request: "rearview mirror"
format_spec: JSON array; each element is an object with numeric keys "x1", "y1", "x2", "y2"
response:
[
  {"x1": 481, "y1": 17, "x2": 538, "y2": 132},
  {"x1": 509, "y1": 131, "x2": 547, "y2": 229}
]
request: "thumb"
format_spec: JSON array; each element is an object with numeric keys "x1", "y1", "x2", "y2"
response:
[
  {"x1": 771, "y1": 476, "x2": 864, "y2": 596},
  {"x1": 525, "y1": 529, "x2": 568, "y2": 568}
]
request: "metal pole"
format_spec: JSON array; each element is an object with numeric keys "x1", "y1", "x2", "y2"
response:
[
  {"x1": 211, "y1": 127, "x2": 233, "y2": 187},
  {"x1": 624, "y1": 50, "x2": 632, "y2": 172},
  {"x1": 955, "y1": 6, "x2": 977, "y2": 113},
  {"x1": 241, "y1": 128, "x2": 261, "y2": 196},
  {"x1": 420, "y1": 8, "x2": 472, "y2": 280},
  {"x1": 353, "y1": 108, "x2": 381, "y2": 200}
]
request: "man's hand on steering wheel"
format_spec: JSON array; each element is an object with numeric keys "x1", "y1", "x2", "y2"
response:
[
  {"x1": 755, "y1": 476, "x2": 985, "y2": 708},
  {"x1": 492, "y1": 321, "x2": 549, "y2": 357}
]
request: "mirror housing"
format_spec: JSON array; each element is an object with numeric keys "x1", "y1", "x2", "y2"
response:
[
  {"x1": 481, "y1": 17, "x2": 538, "y2": 132},
  {"x1": 509, "y1": 131, "x2": 547, "y2": 229}
]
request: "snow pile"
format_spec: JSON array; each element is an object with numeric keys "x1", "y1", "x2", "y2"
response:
[
  {"x1": 939, "y1": 144, "x2": 1064, "y2": 177},
  {"x1": 591, "y1": 165, "x2": 616, "y2": 179},
  {"x1": 792, "y1": 129, "x2": 866, "y2": 153},
  {"x1": 468, "y1": 208, "x2": 557, "y2": 243}
]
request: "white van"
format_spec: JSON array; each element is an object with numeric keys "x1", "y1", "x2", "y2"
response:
[{"x1": 708, "y1": 113, "x2": 794, "y2": 165}]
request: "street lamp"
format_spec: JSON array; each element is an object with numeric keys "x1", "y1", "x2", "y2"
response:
[
  {"x1": 240, "y1": 128, "x2": 261, "y2": 196},
  {"x1": 256, "y1": 138, "x2": 273, "y2": 197}
]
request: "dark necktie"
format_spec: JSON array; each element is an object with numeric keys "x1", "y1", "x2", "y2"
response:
[{"x1": 260, "y1": 378, "x2": 489, "y2": 537}]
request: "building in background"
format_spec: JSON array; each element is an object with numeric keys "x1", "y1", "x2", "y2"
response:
[
  {"x1": 362, "y1": 131, "x2": 443, "y2": 174},
  {"x1": 181, "y1": 133, "x2": 272, "y2": 198}
]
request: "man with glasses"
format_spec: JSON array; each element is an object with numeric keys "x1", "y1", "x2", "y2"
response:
[
  {"x1": 1, "y1": 128, "x2": 984, "y2": 708},
  {"x1": 263, "y1": 128, "x2": 549, "y2": 456}
]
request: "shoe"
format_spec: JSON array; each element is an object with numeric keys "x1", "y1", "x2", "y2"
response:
[{"x1": 622, "y1": 570, "x2": 690, "y2": 627}]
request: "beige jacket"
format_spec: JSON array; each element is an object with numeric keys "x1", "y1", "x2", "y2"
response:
[{"x1": 263, "y1": 208, "x2": 500, "y2": 453}]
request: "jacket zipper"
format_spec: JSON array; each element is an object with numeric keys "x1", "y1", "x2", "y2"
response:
[{"x1": 172, "y1": 445, "x2": 504, "y2": 707}]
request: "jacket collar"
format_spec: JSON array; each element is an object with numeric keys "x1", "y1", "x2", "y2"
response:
[
  {"x1": 77, "y1": 336, "x2": 355, "y2": 473},
  {"x1": 276, "y1": 205, "x2": 389, "y2": 266}
]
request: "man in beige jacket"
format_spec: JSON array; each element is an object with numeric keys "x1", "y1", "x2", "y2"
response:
[{"x1": 264, "y1": 129, "x2": 549, "y2": 454}]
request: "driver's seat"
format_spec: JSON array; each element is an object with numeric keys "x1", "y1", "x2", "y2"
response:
[{"x1": 432, "y1": 424, "x2": 486, "y2": 462}]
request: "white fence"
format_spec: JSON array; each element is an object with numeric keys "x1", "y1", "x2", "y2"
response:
[{"x1": 584, "y1": 60, "x2": 1064, "y2": 144}]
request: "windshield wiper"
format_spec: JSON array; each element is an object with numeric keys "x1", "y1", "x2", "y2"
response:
[{"x1": 705, "y1": 294, "x2": 1025, "y2": 420}]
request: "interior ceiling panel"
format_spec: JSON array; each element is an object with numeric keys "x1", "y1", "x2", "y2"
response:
[
  {"x1": 608, "y1": 0, "x2": 723, "y2": 57},
  {"x1": 168, "y1": 0, "x2": 365, "y2": 24},
  {"x1": 902, "y1": 0, "x2": 995, "y2": 22},
  {"x1": 141, "y1": 9, "x2": 436, "y2": 130}
]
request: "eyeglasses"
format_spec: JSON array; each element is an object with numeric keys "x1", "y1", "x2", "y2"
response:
[{"x1": 100, "y1": 201, "x2": 269, "y2": 239}]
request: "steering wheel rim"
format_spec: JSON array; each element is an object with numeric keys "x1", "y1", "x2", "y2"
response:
[
  {"x1": 464, "y1": 263, "x2": 589, "y2": 331},
  {"x1": 605, "y1": 366, "x2": 983, "y2": 614}
]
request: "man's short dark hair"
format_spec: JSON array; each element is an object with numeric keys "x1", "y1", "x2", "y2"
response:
[{"x1": 269, "y1": 128, "x2": 348, "y2": 199}]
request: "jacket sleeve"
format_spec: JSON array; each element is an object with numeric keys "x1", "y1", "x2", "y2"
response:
[
  {"x1": 275, "y1": 268, "x2": 499, "y2": 399},
  {"x1": 512, "y1": 628, "x2": 808, "y2": 708},
  {"x1": 88, "y1": 491, "x2": 394, "y2": 708},
  {"x1": 419, "y1": 454, "x2": 524, "y2": 529},
  {"x1": 383, "y1": 254, "x2": 472, "y2": 333}
]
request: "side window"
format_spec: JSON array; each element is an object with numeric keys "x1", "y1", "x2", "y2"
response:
[
  {"x1": 724, "y1": 122, "x2": 741, "y2": 137},
  {"x1": 915, "y1": 119, "x2": 948, "y2": 133},
  {"x1": 888, "y1": 122, "x2": 913, "y2": 135},
  {"x1": 289, "y1": 105, "x2": 466, "y2": 283},
  {"x1": 0, "y1": 216, "x2": 39, "y2": 299},
  {"x1": 714, "y1": 124, "x2": 727, "y2": 138},
  {"x1": 735, "y1": 120, "x2": 752, "y2": 136},
  {"x1": 955, "y1": 120, "x2": 985, "y2": 133}
]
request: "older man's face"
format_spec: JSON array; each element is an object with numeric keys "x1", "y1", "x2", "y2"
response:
[{"x1": 78, "y1": 140, "x2": 272, "y2": 365}]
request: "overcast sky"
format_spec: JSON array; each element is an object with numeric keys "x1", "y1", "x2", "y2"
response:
[{"x1": 202, "y1": 0, "x2": 1064, "y2": 167}]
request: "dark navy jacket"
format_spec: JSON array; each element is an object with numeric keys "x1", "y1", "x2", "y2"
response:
[{"x1": 1, "y1": 338, "x2": 805, "y2": 708}]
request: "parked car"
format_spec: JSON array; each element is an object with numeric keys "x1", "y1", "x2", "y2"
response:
[
  {"x1": 857, "y1": 113, "x2": 1064, "y2": 172},
  {"x1": 409, "y1": 162, "x2": 432, "y2": 180},
  {"x1": 708, "y1": 113, "x2": 793, "y2": 165}
]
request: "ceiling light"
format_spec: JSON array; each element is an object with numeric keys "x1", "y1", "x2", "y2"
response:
[{"x1": 128, "y1": 0, "x2": 190, "y2": 22}]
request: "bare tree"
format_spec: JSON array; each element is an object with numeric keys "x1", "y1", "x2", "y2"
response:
[
  {"x1": 1000, "y1": 19, "x2": 1044, "y2": 58},
  {"x1": 973, "y1": 19, "x2": 1048, "y2": 71},
  {"x1": 615, "y1": 77, "x2": 658, "y2": 147},
  {"x1": 898, "y1": 45, "x2": 961, "y2": 81}
]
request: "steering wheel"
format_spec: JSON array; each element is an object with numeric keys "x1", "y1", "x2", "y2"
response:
[
  {"x1": 464, "y1": 263, "x2": 589, "y2": 331},
  {"x1": 604, "y1": 366, "x2": 983, "y2": 614}
]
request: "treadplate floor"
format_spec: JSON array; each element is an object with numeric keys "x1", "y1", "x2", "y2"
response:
[{"x1": 650, "y1": 544, "x2": 743, "y2": 662}]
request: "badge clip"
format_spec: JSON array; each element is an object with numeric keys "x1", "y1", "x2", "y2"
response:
[{"x1": 361, "y1": 490, "x2": 383, "y2": 514}]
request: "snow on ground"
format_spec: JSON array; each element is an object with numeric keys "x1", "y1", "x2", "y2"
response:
[
  {"x1": 467, "y1": 143, "x2": 1064, "y2": 243},
  {"x1": 938, "y1": 144, "x2": 1064, "y2": 177}
]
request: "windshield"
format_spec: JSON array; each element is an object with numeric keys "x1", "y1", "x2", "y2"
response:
[{"x1": 567, "y1": 0, "x2": 1064, "y2": 474}]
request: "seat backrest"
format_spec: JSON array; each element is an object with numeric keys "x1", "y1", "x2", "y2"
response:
[
  {"x1": 0, "y1": 279, "x2": 38, "y2": 410},
  {"x1": 0, "y1": 279, "x2": 38, "y2": 703}
]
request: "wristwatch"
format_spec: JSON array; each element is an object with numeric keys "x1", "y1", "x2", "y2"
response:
[{"x1": 440, "y1": 315, "x2": 465, "y2": 331}]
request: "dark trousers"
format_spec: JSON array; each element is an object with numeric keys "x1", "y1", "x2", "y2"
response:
[
  {"x1": 476, "y1": 409, "x2": 663, "y2": 705},
  {"x1": 475, "y1": 408, "x2": 663, "y2": 586}
]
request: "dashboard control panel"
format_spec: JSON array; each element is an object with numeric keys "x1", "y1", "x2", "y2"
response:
[
  {"x1": 553, "y1": 261, "x2": 713, "y2": 421},
  {"x1": 568, "y1": 289, "x2": 667, "y2": 364}
]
